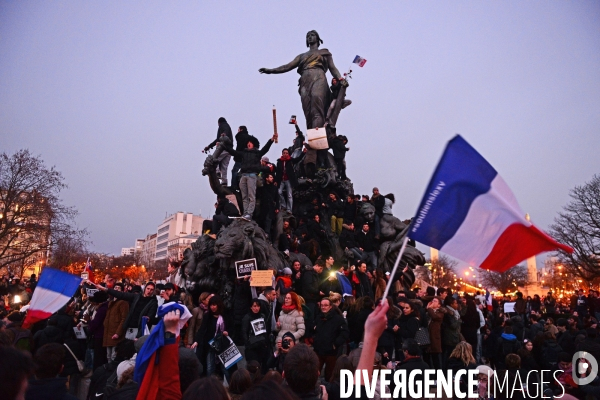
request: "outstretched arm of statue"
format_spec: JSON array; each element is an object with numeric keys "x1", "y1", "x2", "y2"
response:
[
  {"x1": 259, "y1": 54, "x2": 302, "y2": 74},
  {"x1": 325, "y1": 54, "x2": 343, "y2": 83}
]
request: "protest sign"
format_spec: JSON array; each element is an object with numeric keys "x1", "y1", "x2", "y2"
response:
[
  {"x1": 250, "y1": 270, "x2": 273, "y2": 287},
  {"x1": 307, "y1": 127, "x2": 328, "y2": 150},
  {"x1": 217, "y1": 337, "x2": 243, "y2": 369},
  {"x1": 73, "y1": 326, "x2": 87, "y2": 339},
  {"x1": 251, "y1": 317, "x2": 266, "y2": 335},
  {"x1": 235, "y1": 258, "x2": 257, "y2": 279}
]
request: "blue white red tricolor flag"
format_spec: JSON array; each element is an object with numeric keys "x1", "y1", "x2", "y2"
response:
[
  {"x1": 84, "y1": 257, "x2": 94, "y2": 283},
  {"x1": 353, "y1": 55, "x2": 367, "y2": 67},
  {"x1": 485, "y1": 289, "x2": 493, "y2": 311},
  {"x1": 23, "y1": 268, "x2": 82, "y2": 328},
  {"x1": 408, "y1": 135, "x2": 573, "y2": 273}
]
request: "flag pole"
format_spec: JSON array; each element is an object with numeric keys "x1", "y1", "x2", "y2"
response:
[{"x1": 381, "y1": 236, "x2": 410, "y2": 303}]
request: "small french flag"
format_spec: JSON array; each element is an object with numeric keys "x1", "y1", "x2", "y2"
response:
[
  {"x1": 409, "y1": 135, "x2": 572, "y2": 273},
  {"x1": 352, "y1": 55, "x2": 367, "y2": 67},
  {"x1": 84, "y1": 257, "x2": 95, "y2": 283},
  {"x1": 23, "y1": 268, "x2": 82, "y2": 328}
]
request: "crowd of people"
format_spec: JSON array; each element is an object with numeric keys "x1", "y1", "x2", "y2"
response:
[{"x1": 4, "y1": 264, "x2": 600, "y2": 399}]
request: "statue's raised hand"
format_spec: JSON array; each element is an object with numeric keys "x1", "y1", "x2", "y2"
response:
[{"x1": 259, "y1": 68, "x2": 272, "y2": 74}]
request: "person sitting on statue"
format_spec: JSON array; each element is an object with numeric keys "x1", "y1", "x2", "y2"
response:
[
  {"x1": 354, "y1": 222, "x2": 378, "y2": 271},
  {"x1": 212, "y1": 195, "x2": 240, "y2": 234},
  {"x1": 222, "y1": 133, "x2": 276, "y2": 221},
  {"x1": 231, "y1": 126, "x2": 251, "y2": 189},
  {"x1": 257, "y1": 172, "x2": 279, "y2": 241},
  {"x1": 276, "y1": 148, "x2": 297, "y2": 214},
  {"x1": 325, "y1": 77, "x2": 352, "y2": 126},
  {"x1": 203, "y1": 117, "x2": 233, "y2": 186},
  {"x1": 323, "y1": 192, "x2": 344, "y2": 235},
  {"x1": 329, "y1": 135, "x2": 349, "y2": 181}
]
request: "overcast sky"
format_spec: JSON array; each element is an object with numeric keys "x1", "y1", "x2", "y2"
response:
[{"x1": 2, "y1": 2, "x2": 599, "y2": 269}]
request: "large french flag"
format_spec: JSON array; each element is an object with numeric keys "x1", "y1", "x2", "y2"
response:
[
  {"x1": 409, "y1": 135, "x2": 572, "y2": 273},
  {"x1": 23, "y1": 268, "x2": 82, "y2": 329}
]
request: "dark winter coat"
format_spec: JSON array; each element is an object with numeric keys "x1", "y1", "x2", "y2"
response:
[
  {"x1": 325, "y1": 196, "x2": 344, "y2": 218},
  {"x1": 194, "y1": 311, "x2": 234, "y2": 359},
  {"x1": 352, "y1": 271, "x2": 373, "y2": 299},
  {"x1": 355, "y1": 230, "x2": 376, "y2": 252},
  {"x1": 339, "y1": 228, "x2": 358, "y2": 249},
  {"x1": 234, "y1": 129, "x2": 251, "y2": 162},
  {"x1": 370, "y1": 195, "x2": 385, "y2": 217},
  {"x1": 87, "y1": 302, "x2": 108, "y2": 339},
  {"x1": 378, "y1": 306, "x2": 401, "y2": 348},
  {"x1": 496, "y1": 333, "x2": 521, "y2": 368},
  {"x1": 312, "y1": 310, "x2": 349, "y2": 356},
  {"x1": 207, "y1": 120, "x2": 233, "y2": 150},
  {"x1": 427, "y1": 307, "x2": 446, "y2": 353},
  {"x1": 258, "y1": 182, "x2": 279, "y2": 218},
  {"x1": 299, "y1": 268, "x2": 321, "y2": 303},
  {"x1": 106, "y1": 289, "x2": 158, "y2": 336},
  {"x1": 329, "y1": 136, "x2": 349, "y2": 160},
  {"x1": 223, "y1": 139, "x2": 274, "y2": 174},
  {"x1": 216, "y1": 199, "x2": 240, "y2": 217},
  {"x1": 88, "y1": 360, "x2": 120, "y2": 400},
  {"x1": 25, "y1": 377, "x2": 77, "y2": 400},
  {"x1": 347, "y1": 308, "x2": 371, "y2": 344},
  {"x1": 33, "y1": 325, "x2": 64, "y2": 350},
  {"x1": 441, "y1": 309, "x2": 462, "y2": 347},
  {"x1": 397, "y1": 313, "x2": 420, "y2": 341},
  {"x1": 241, "y1": 311, "x2": 269, "y2": 349},
  {"x1": 343, "y1": 201, "x2": 357, "y2": 224},
  {"x1": 275, "y1": 158, "x2": 298, "y2": 187}
]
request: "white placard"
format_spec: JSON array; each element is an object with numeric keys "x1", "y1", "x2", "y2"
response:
[
  {"x1": 307, "y1": 127, "x2": 328, "y2": 150},
  {"x1": 216, "y1": 337, "x2": 243, "y2": 369},
  {"x1": 73, "y1": 326, "x2": 87, "y2": 339},
  {"x1": 503, "y1": 302, "x2": 516, "y2": 313},
  {"x1": 251, "y1": 317, "x2": 267, "y2": 336}
]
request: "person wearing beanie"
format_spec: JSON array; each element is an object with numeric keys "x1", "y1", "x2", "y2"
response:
[{"x1": 267, "y1": 331, "x2": 297, "y2": 374}]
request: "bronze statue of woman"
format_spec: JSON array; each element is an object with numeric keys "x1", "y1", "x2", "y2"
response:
[{"x1": 259, "y1": 30, "x2": 343, "y2": 130}]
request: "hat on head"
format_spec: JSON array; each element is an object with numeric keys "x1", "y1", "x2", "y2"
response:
[
  {"x1": 283, "y1": 268, "x2": 292, "y2": 276},
  {"x1": 261, "y1": 156, "x2": 269, "y2": 163},
  {"x1": 282, "y1": 331, "x2": 296, "y2": 343},
  {"x1": 164, "y1": 282, "x2": 176, "y2": 291},
  {"x1": 476, "y1": 364, "x2": 494, "y2": 378},
  {"x1": 91, "y1": 291, "x2": 108, "y2": 303}
]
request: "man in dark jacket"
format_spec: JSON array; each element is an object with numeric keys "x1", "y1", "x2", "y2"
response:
[
  {"x1": 352, "y1": 262, "x2": 374, "y2": 299},
  {"x1": 496, "y1": 325, "x2": 521, "y2": 370},
  {"x1": 329, "y1": 135, "x2": 349, "y2": 180},
  {"x1": 231, "y1": 126, "x2": 251, "y2": 189},
  {"x1": 299, "y1": 264, "x2": 322, "y2": 324},
  {"x1": 312, "y1": 298, "x2": 349, "y2": 381},
  {"x1": 26, "y1": 343, "x2": 77, "y2": 400},
  {"x1": 275, "y1": 148, "x2": 297, "y2": 213},
  {"x1": 257, "y1": 172, "x2": 279, "y2": 240},
  {"x1": 96, "y1": 281, "x2": 158, "y2": 339},
  {"x1": 354, "y1": 223, "x2": 378, "y2": 271},
  {"x1": 324, "y1": 192, "x2": 344, "y2": 235},
  {"x1": 391, "y1": 339, "x2": 431, "y2": 400},
  {"x1": 223, "y1": 133, "x2": 276, "y2": 220},
  {"x1": 370, "y1": 187, "x2": 385, "y2": 238},
  {"x1": 212, "y1": 195, "x2": 241, "y2": 234},
  {"x1": 343, "y1": 195, "x2": 357, "y2": 225},
  {"x1": 204, "y1": 117, "x2": 234, "y2": 186},
  {"x1": 339, "y1": 222, "x2": 358, "y2": 250}
]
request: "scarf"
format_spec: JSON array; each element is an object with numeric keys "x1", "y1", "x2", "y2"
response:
[
  {"x1": 134, "y1": 302, "x2": 192, "y2": 385},
  {"x1": 446, "y1": 305, "x2": 461, "y2": 320},
  {"x1": 282, "y1": 304, "x2": 296, "y2": 313},
  {"x1": 280, "y1": 154, "x2": 291, "y2": 162},
  {"x1": 215, "y1": 315, "x2": 225, "y2": 335}
]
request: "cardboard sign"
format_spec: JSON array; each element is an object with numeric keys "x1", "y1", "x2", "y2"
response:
[
  {"x1": 73, "y1": 326, "x2": 87, "y2": 339},
  {"x1": 307, "y1": 127, "x2": 329, "y2": 150},
  {"x1": 235, "y1": 258, "x2": 257, "y2": 279},
  {"x1": 86, "y1": 288, "x2": 99, "y2": 297},
  {"x1": 217, "y1": 337, "x2": 243, "y2": 369},
  {"x1": 250, "y1": 270, "x2": 273, "y2": 287},
  {"x1": 251, "y1": 317, "x2": 266, "y2": 336}
]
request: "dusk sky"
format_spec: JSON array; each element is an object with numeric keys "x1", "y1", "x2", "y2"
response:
[{"x1": 2, "y1": 2, "x2": 599, "y2": 268}]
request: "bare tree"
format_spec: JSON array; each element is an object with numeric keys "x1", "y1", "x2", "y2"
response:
[
  {"x1": 0, "y1": 149, "x2": 88, "y2": 276},
  {"x1": 480, "y1": 265, "x2": 529, "y2": 294},
  {"x1": 416, "y1": 254, "x2": 459, "y2": 288},
  {"x1": 550, "y1": 175, "x2": 600, "y2": 279}
]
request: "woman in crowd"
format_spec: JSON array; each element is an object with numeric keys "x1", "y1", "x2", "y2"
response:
[
  {"x1": 448, "y1": 341, "x2": 478, "y2": 395},
  {"x1": 276, "y1": 291, "x2": 306, "y2": 342},
  {"x1": 517, "y1": 339, "x2": 540, "y2": 372},
  {"x1": 442, "y1": 296, "x2": 462, "y2": 368},
  {"x1": 242, "y1": 299, "x2": 270, "y2": 369},
  {"x1": 187, "y1": 292, "x2": 212, "y2": 348},
  {"x1": 183, "y1": 376, "x2": 230, "y2": 400},
  {"x1": 396, "y1": 298, "x2": 420, "y2": 349},
  {"x1": 426, "y1": 296, "x2": 446, "y2": 369},
  {"x1": 347, "y1": 296, "x2": 374, "y2": 348},
  {"x1": 228, "y1": 368, "x2": 253, "y2": 400},
  {"x1": 290, "y1": 260, "x2": 303, "y2": 294},
  {"x1": 191, "y1": 295, "x2": 237, "y2": 380}
]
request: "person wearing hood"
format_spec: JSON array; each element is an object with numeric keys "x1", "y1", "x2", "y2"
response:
[
  {"x1": 276, "y1": 148, "x2": 298, "y2": 214},
  {"x1": 231, "y1": 125, "x2": 251, "y2": 189},
  {"x1": 204, "y1": 117, "x2": 234, "y2": 186},
  {"x1": 25, "y1": 343, "x2": 78, "y2": 400},
  {"x1": 222, "y1": 133, "x2": 276, "y2": 220},
  {"x1": 495, "y1": 324, "x2": 521, "y2": 370},
  {"x1": 103, "y1": 282, "x2": 129, "y2": 361}
]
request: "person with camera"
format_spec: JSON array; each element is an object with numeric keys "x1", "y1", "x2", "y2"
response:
[{"x1": 266, "y1": 331, "x2": 296, "y2": 374}]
